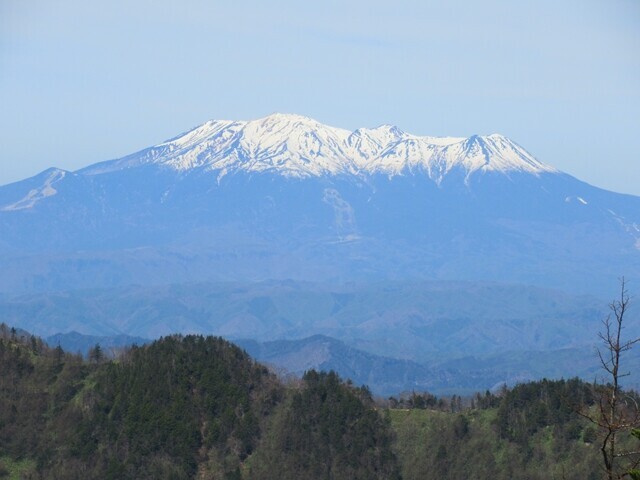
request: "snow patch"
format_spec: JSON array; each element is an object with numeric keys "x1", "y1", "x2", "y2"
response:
[
  {"x1": 322, "y1": 188, "x2": 357, "y2": 239},
  {"x1": 565, "y1": 196, "x2": 588, "y2": 205},
  {"x1": 608, "y1": 210, "x2": 640, "y2": 247},
  {"x1": 2, "y1": 170, "x2": 66, "y2": 211}
]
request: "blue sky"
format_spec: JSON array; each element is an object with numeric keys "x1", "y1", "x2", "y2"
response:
[{"x1": 1, "y1": 0, "x2": 639, "y2": 194}]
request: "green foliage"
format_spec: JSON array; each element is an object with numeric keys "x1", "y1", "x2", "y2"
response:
[
  {"x1": 0, "y1": 456, "x2": 36, "y2": 480},
  {"x1": 248, "y1": 370, "x2": 401, "y2": 479},
  {"x1": 3, "y1": 323, "x2": 631, "y2": 480},
  {"x1": 0, "y1": 325, "x2": 400, "y2": 479},
  {"x1": 390, "y1": 379, "x2": 604, "y2": 480},
  {"x1": 54, "y1": 334, "x2": 282, "y2": 478},
  {"x1": 496, "y1": 378, "x2": 594, "y2": 444},
  {"x1": 629, "y1": 429, "x2": 640, "y2": 480},
  {"x1": 0, "y1": 323, "x2": 87, "y2": 465}
]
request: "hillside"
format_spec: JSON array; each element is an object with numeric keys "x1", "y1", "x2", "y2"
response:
[
  {"x1": 0, "y1": 324, "x2": 400, "y2": 479},
  {"x1": 2, "y1": 324, "x2": 639, "y2": 479}
]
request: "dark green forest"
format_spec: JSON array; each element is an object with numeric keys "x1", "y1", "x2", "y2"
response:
[{"x1": 0, "y1": 323, "x2": 638, "y2": 479}]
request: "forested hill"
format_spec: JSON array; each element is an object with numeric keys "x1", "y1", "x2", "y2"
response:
[
  {"x1": 0, "y1": 324, "x2": 400, "y2": 479},
  {"x1": 1, "y1": 324, "x2": 638, "y2": 479}
]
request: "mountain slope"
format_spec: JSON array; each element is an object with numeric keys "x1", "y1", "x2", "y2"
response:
[
  {"x1": 235, "y1": 335, "x2": 627, "y2": 396},
  {"x1": 77, "y1": 113, "x2": 555, "y2": 180},
  {"x1": 0, "y1": 328, "x2": 401, "y2": 479},
  {"x1": 237, "y1": 335, "x2": 437, "y2": 396},
  {"x1": 0, "y1": 114, "x2": 638, "y2": 295}
]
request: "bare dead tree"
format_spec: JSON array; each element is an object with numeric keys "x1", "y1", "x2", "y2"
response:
[{"x1": 582, "y1": 278, "x2": 640, "y2": 479}]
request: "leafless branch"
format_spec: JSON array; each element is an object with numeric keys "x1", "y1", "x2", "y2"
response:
[{"x1": 582, "y1": 278, "x2": 640, "y2": 480}]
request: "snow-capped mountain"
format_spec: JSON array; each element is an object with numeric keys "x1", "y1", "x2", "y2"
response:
[
  {"x1": 0, "y1": 113, "x2": 638, "y2": 295},
  {"x1": 80, "y1": 113, "x2": 554, "y2": 182}
]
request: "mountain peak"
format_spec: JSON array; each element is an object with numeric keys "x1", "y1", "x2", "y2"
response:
[
  {"x1": 257, "y1": 112, "x2": 319, "y2": 124},
  {"x1": 79, "y1": 115, "x2": 557, "y2": 180}
]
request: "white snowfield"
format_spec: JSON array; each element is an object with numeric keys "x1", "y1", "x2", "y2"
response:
[{"x1": 82, "y1": 113, "x2": 557, "y2": 183}]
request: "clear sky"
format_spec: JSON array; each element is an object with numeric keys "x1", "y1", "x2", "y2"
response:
[{"x1": 1, "y1": 0, "x2": 639, "y2": 194}]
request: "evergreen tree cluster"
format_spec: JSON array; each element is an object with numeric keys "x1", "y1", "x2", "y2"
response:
[
  {"x1": 390, "y1": 378, "x2": 627, "y2": 480},
  {"x1": 62, "y1": 335, "x2": 283, "y2": 478},
  {"x1": 496, "y1": 377, "x2": 595, "y2": 444},
  {"x1": 247, "y1": 370, "x2": 401, "y2": 479},
  {"x1": 0, "y1": 325, "x2": 399, "y2": 479},
  {"x1": 2, "y1": 323, "x2": 639, "y2": 479},
  {"x1": 0, "y1": 324, "x2": 87, "y2": 468}
]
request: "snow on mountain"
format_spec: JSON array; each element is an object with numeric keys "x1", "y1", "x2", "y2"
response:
[
  {"x1": 80, "y1": 113, "x2": 557, "y2": 181},
  {"x1": 1, "y1": 168, "x2": 67, "y2": 211},
  {"x1": 0, "y1": 113, "x2": 638, "y2": 297}
]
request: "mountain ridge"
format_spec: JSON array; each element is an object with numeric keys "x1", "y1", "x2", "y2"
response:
[
  {"x1": 65, "y1": 113, "x2": 554, "y2": 183},
  {"x1": 0, "y1": 114, "x2": 638, "y2": 296}
]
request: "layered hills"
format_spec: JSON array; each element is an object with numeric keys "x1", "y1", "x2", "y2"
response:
[
  {"x1": 1, "y1": 114, "x2": 639, "y2": 394},
  {"x1": 5, "y1": 280, "x2": 635, "y2": 395}
]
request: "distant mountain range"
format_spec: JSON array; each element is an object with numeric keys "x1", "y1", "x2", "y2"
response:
[
  {"x1": 42, "y1": 327, "x2": 638, "y2": 396},
  {"x1": 233, "y1": 335, "x2": 603, "y2": 396},
  {"x1": 4, "y1": 279, "x2": 636, "y2": 394},
  {"x1": 46, "y1": 330, "x2": 148, "y2": 357},
  {"x1": 1, "y1": 113, "x2": 639, "y2": 393},
  {"x1": 0, "y1": 113, "x2": 638, "y2": 294},
  {"x1": 0, "y1": 280, "x2": 609, "y2": 358}
]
